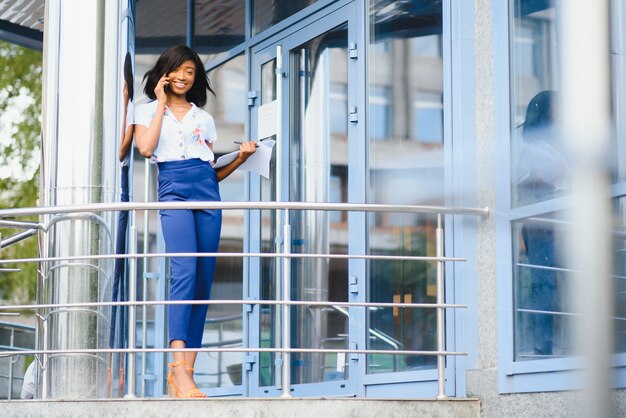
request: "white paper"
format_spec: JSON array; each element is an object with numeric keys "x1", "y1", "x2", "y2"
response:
[
  {"x1": 213, "y1": 140, "x2": 276, "y2": 179},
  {"x1": 257, "y1": 100, "x2": 278, "y2": 140},
  {"x1": 336, "y1": 352, "x2": 346, "y2": 373}
]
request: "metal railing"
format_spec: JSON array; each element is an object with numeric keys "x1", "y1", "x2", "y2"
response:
[{"x1": 0, "y1": 201, "x2": 488, "y2": 399}]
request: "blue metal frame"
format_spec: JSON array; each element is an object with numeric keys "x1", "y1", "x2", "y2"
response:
[
  {"x1": 166, "y1": 0, "x2": 467, "y2": 398},
  {"x1": 359, "y1": 0, "x2": 459, "y2": 398},
  {"x1": 248, "y1": 42, "x2": 278, "y2": 397},
  {"x1": 247, "y1": 1, "x2": 359, "y2": 398},
  {"x1": 350, "y1": 0, "x2": 368, "y2": 399},
  {"x1": 186, "y1": 0, "x2": 195, "y2": 49},
  {"x1": 448, "y1": 0, "x2": 477, "y2": 399}
]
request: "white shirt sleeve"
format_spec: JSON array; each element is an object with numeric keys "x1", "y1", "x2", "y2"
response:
[
  {"x1": 134, "y1": 102, "x2": 154, "y2": 128},
  {"x1": 126, "y1": 101, "x2": 135, "y2": 128},
  {"x1": 201, "y1": 113, "x2": 218, "y2": 144}
]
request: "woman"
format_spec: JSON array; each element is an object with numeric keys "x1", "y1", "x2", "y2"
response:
[
  {"x1": 108, "y1": 52, "x2": 135, "y2": 398},
  {"x1": 135, "y1": 45, "x2": 256, "y2": 398},
  {"x1": 516, "y1": 90, "x2": 568, "y2": 356}
]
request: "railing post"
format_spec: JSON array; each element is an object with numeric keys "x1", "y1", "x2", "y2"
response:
[
  {"x1": 141, "y1": 269, "x2": 148, "y2": 397},
  {"x1": 125, "y1": 211, "x2": 137, "y2": 398},
  {"x1": 141, "y1": 160, "x2": 150, "y2": 398},
  {"x1": 217, "y1": 322, "x2": 224, "y2": 387},
  {"x1": 8, "y1": 328, "x2": 14, "y2": 399},
  {"x1": 40, "y1": 315, "x2": 48, "y2": 399},
  {"x1": 435, "y1": 213, "x2": 447, "y2": 400},
  {"x1": 280, "y1": 208, "x2": 292, "y2": 398}
]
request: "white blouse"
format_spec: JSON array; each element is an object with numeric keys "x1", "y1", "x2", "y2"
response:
[{"x1": 134, "y1": 100, "x2": 218, "y2": 164}]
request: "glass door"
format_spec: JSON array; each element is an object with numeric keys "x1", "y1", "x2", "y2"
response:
[{"x1": 248, "y1": 2, "x2": 360, "y2": 397}]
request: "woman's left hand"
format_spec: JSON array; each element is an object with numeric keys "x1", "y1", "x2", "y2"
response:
[
  {"x1": 237, "y1": 141, "x2": 257, "y2": 163},
  {"x1": 215, "y1": 141, "x2": 258, "y2": 182}
]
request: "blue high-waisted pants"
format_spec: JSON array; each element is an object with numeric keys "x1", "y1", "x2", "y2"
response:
[
  {"x1": 110, "y1": 164, "x2": 130, "y2": 348},
  {"x1": 157, "y1": 158, "x2": 222, "y2": 348}
]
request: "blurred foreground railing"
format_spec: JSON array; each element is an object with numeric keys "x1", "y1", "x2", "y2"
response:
[{"x1": 0, "y1": 201, "x2": 488, "y2": 400}]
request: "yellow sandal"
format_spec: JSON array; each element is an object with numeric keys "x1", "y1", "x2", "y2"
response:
[{"x1": 167, "y1": 361, "x2": 206, "y2": 399}]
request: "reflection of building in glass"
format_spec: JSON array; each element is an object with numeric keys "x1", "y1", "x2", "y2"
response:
[
  {"x1": 367, "y1": 5, "x2": 444, "y2": 374},
  {"x1": 510, "y1": 5, "x2": 568, "y2": 363}
]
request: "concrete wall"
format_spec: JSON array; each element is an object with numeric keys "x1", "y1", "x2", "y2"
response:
[{"x1": 0, "y1": 398, "x2": 480, "y2": 418}]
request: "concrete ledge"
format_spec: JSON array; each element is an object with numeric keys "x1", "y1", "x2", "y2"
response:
[{"x1": 1, "y1": 398, "x2": 481, "y2": 418}]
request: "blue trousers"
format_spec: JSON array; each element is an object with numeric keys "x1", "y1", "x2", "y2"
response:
[
  {"x1": 158, "y1": 158, "x2": 222, "y2": 348},
  {"x1": 522, "y1": 224, "x2": 559, "y2": 355},
  {"x1": 110, "y1": 164, "x2": 129, "y2": 348}
]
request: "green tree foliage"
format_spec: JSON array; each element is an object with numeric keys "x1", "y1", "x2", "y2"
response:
[{"x1": 0, "y1": 40, "x2": 42, "y2": 302}]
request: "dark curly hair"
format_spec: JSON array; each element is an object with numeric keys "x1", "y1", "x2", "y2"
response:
[
  {"x1": 522, "y1": 90, "x2": 556, "y2": 141},
  {"x1": 142, "y1": 45, "x2": 214, "y2": 107},
  {"x1": 124, "y1": 52, "x2": 134, "y2": 101}
]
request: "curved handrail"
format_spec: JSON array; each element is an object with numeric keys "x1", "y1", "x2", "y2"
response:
[{"x1": 0, "y1": 200, "x2": 489, "y2": 399}]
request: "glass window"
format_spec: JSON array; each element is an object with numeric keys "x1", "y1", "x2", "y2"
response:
[
  {"x1": 253, "y1": 0, "x2": 318, "y2": 35},
  {"x1": 512, "y1": 214, "x2": 572, "y2": 359},
  {"x1": 369, "y1": 86, "x2": 391, "y2": 140},
  {"x1": 510, "y1": 3, "x2": 560, "y2": 208},
  {"x1": 330, "y1": 83, "x2": 348, "y2": 135},
  {"x1": 205, "y1": 55, "x2": 246, "y2": 162},
  {"x1": 509, "y1": 0, "x2": 573, "y2": 363},
  {"x1": 135, "y1": 0, "x2": 187, "y2": 52},
  {"x1": 367, "y1": 0, "x2": 444, "y2": 375},
  {"x1": 288, "y1": 22, "x2": 350, "y2": 385},
  {"x1": 509, "y1": 0, "x2": 626, "y2": 367},
  {"x1": 411, "y1": 35, "x2": 441, "y2": 58},
  {"x1": 413, "y1": 92, "x2": 443, "y2": 144},
  {"x1": 613, "y1": 198, "x2": 626, "y2": 353},
  {"x1": 194, "y1": 0, "x2": 246, "y2": 62},
  {"x1": 194, "y1": 55, "x2": 246, "y2": 388}
]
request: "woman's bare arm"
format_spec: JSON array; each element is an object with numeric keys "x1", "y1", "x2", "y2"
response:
[{"x1": 215, "y1": 141, "x2": 257, "y2": 182}]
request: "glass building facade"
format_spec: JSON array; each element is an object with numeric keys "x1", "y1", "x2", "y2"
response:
[
  {"x1": 129, "y1": 0, "x2": 454, "y2": 397},
  {"x1": 3, "y1": 0, "x2": 626, "y2": 413}
]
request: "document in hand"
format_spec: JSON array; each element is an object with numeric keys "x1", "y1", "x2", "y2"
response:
[{"x1": 213, "y1": 140, "x2": 276, "y2": 179}]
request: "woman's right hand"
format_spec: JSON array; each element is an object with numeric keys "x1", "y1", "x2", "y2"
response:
[{"x1": 155, "y1": 73, "x2": 170, "y2": 103}]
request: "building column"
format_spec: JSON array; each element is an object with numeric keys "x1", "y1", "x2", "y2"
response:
[{"x1": 39, "y1": 0, "x2": 129, "y2": 399}]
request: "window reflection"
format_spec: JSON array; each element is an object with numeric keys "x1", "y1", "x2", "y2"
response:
[
  {"x1": 330, "y1": 83, "x2": 348, "y2": 135},
  {"x1": 135, "y1": 0, "x2": 187, "y2": 52},
  {"x1": 515, "y1": 91, "x2": 569, "y2": 206},
  {"x1": 510, "y1": 3, "x2": 560, "y2": 208},
  {"x1": 198, "y1": 55, "x2": 246, "y2": 388},
  {"x1": 253, "y1": 0, "x2": 318, "y2": 35},
  {"x1": 513, "y1": 215, "x2": 572, "y2": 359},
  {"x1": 613, "y1": 198, "x2": 626, "y2": 353},
  {"x1": 367, "y1": 0, "x2": 443, "y2": 374},
  {"x1": 510, "y1": 0, "x2": 626, "y2": 363},
  {"x1": 510, "y1": 0, "x2": 572, "y2": 362},
  {"x1": 413, "y1": 92, "x2": 443, "y2": 144},
  {"x1": 369, "y1": 86, "x2": 391, "y2": 140},
  {"x1": 194, "y1": 0, "x2": 245, "y2": 62},
  {"x1": 289, "y1": 23, "x2": 350, "y2": 385}
]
